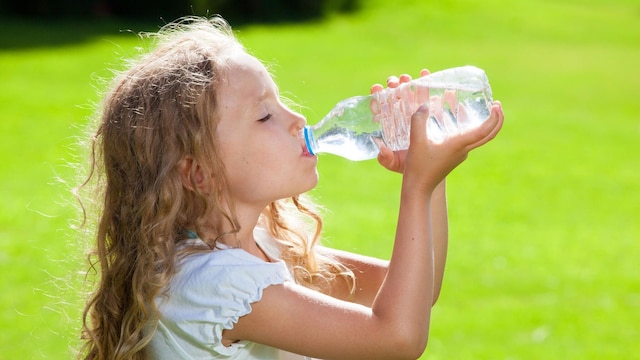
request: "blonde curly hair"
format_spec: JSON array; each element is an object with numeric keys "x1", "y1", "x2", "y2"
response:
[{"x1": 78, "y1": 16, "x2": 352, "y2": 360}]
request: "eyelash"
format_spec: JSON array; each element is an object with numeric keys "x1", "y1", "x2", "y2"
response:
[{"x1": 258, "y1": 114, "x2": 272, "y2": 122}]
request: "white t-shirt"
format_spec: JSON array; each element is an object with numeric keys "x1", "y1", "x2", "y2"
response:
[{"x1": 146, "y1": 228, "x2": 311, "y2": 359}]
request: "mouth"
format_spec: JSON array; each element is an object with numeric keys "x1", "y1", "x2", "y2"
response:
[{"x1": 299, "y1": 130, "x2": 315, "y2": 157}]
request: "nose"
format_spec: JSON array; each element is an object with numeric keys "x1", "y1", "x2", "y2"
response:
[{"x1": 289, "y1": 109, "x2": 306, "y2": 135}]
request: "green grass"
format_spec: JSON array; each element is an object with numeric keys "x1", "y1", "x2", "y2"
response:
[{"x1": 1, "y1": 0, "x2": 638, "y2": 358}]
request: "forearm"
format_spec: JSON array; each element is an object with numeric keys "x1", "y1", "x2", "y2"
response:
[
  {"x1": 322, "y1": 180, "x2": 446, "y2": 307},
  {"x1": 371, "y1": 182, "x2": 435, "y2": 345},
  {"x1": 431, "y1": 180, "x2": 448, "y2": 304},
  {"x1": 345, "y1": 181, "x2": 445, "y2": 308}
]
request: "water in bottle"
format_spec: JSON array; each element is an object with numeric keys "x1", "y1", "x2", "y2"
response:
[{"x1": 301, "y1": 66, "x2": 493, "y2": 161}]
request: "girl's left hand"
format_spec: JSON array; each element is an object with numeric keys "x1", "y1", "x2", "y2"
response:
[{"x1": 371, "y1": 70, "x2": 430, "y2": 173}]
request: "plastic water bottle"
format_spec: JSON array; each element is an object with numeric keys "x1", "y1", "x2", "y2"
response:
[{"x1": 301, "y1": 66, "x2": 493, "y2": 161}]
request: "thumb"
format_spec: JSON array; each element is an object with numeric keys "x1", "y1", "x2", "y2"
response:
[{"x1": 410, "y1": 104, "x2": 429, "y2": 144}]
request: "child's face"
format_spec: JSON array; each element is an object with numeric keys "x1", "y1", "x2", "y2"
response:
[{"x1": 215, "y1": 52, "x2": 318, "y2": 208}]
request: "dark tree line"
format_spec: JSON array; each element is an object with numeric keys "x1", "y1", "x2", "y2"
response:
[{"x1": 0, "y1": 0, "x2": 361, "y2": 23}]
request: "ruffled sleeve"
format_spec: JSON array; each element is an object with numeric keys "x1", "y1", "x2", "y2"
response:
[{"x1": 154, "y1": 248, "x2": 292, "y2": 357}]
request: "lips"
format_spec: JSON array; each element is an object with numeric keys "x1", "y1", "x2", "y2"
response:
[
  {"x1": 299, "y1": 129, "x2": 314, "y2": 157},
  {"x1": 301, "y1": 145, "x2": 312, "y2": 156}
]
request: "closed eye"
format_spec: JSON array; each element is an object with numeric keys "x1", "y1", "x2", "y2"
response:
[{"x1": 257, "y1": 114, "x2": 272, "y2": 122}]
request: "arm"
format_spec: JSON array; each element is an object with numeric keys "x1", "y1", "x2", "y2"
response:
[
  {"x1": 319, "y1": 179, "x2": 446, "y2": 307},
  {"x1": 431, "y1": 180, "x2": 448, "y2": 304},
  {"x1": 375, "y1": 71, "x2": 449, "y2": 305},
  {"x1": 318, "y1": 246, "x2": 388, "y2": 306},
  {"x1": 231, "y1": 152, "x2": 437, "y2": 360},
  {"x1": 225, "y1": 103, "x2": 504, "y2": 360}
]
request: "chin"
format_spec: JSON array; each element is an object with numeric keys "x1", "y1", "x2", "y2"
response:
[
  {"x1": 296, "y1": 176, "x2": 319, "y2": 196},
  {"x1": 308, "y1": 172, "x2": 320, "y2": 190}
]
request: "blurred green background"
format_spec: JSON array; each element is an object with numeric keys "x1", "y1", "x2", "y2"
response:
[{"x1": 1, "y1": 0, "x2": 638, "y2": 358}]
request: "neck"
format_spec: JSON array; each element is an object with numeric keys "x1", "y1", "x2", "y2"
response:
[{"x1": 210, "y1": 202, "x2": 266, "y2": 253}]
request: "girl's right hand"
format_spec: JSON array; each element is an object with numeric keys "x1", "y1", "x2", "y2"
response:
[
  {"x1": 373, "y1": 71, "x2": 428, "y2": 174},
  {"x1": 402, "y1": 101, "x2": 504, "y2": 192}
]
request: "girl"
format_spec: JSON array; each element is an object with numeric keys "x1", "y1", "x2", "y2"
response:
[{"x1": 79, "y1": 16, "x2": 504, "y2": 360}]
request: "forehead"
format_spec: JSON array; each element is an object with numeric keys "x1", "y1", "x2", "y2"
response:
[
  {"x1": 220, "y1": 52, "x2": 271, "y2": 90},
  {"x1": 215, "y1": 52, "x2": 274, "y2": 119}
]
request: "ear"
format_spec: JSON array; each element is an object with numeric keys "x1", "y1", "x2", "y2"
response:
[{"x1": 178, "y1": 156, "x2": 209, "y2": 193}]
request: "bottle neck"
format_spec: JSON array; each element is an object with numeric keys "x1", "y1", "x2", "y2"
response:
[{"x1": 302, "y1": 126, "x2": 318, "y2": 156}]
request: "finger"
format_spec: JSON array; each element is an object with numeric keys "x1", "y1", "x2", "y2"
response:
[
  {"x1": 414, "y1": 68, "x2": 431, "y2": 106},
  {"x1": 387, "y1": 75, "x2": 400, "y2": 88},
  {"x1": 415, "y1": 73, "x2": 430, "y2": 106},
  {"x1": 473, "y1": 106, "x2": 504, "y2": 148},
  {"x1": 484, "y1": 102, "x2": 504, "y2": 140},
  {"x1": 370, "y1": 97, "x2": 381, "y2": 115},
  {"x1": 370, "y1": 84, "x2": 385, "y2": 115},
  {"x1": 377, "y1": 145, "x2": 394, "y2": 168},
  {"x1": 397, "y1": 74, "x2": 415, "y2": 118},
  {"x1": 484, "y1": 104, "x2": 504, "y2": 137},
  {"x1": 463, "y1": 102, "x2": 504, "y2": 150},
  {"x1": 442, "y1": 89, "x2": 458, "y2": 133}
]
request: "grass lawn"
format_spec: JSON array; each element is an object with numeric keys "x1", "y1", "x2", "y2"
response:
[{"x1": 1, "y1": 0, "x2": 638, "y2": 358}]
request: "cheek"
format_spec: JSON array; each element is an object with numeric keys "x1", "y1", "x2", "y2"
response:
[
  {"x1": 219, "y1": 126, "x2": 292, "y2": 182},
  {"x1": 224, "y1": 146, "x2": 270, "y2": 184}
]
